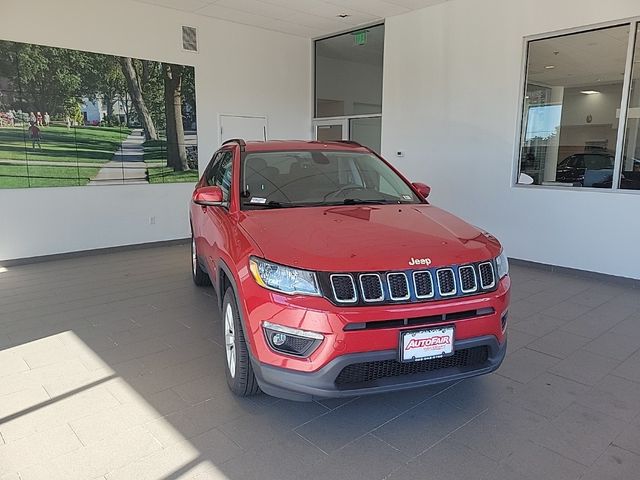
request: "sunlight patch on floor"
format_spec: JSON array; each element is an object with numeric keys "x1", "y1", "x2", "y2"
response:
[{"x1": 0, "y1": 331, "x2": 227, "y2": 479}]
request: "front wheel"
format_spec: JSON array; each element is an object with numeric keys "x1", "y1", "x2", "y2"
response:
[
  {"x1": 191, "y1": 235, "x2": 210, "y2": 286},
  {"x1": 222, "y1": 287, "x2": 260, "y2": 396}
]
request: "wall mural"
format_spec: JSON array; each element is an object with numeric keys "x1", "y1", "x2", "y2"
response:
[{"x1": 0, "y1": 40, "x2": 198, "y2": 188}]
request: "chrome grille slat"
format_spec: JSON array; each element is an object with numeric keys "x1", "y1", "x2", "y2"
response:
[
  {"x1": 413, "y1": 270, "x2": 434, "y2": 299},
  {"x1": 478, "y1": 262, "x2": 496, "y2": 289},
  {"x1": 359, "y1": 274, "x2": 384, "y2": 302},
  {"x1": 436, "y1": 268, "x2": 457, "y2": 296},
  {"x1": 330, "y1": 274, "x2": 357, "y2": 303},
  {"x1": 387, "y1": 272, "x2": 410, "y2": 301},
  {"x1": 458, "y1": 265, "x2": 478, "y2": 293}
]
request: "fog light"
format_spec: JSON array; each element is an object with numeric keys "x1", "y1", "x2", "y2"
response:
[
  {"x1": 272, "y1": 332, "x2": 287, "y2": 346},
  {"x1": 262, "y1": 321, "x2": 324, "y2": 358}
]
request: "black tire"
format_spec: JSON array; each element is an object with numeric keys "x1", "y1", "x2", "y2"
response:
[
  {"x1": 191, "y1": 234, "x2": 210, "y2": 286},
  {"x1": 222, "y1": 287, "x2": 260, "y2": 396}
]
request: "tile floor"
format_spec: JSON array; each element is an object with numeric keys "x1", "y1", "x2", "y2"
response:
[{"x1": 0, "y1": 244, "x2": 639, "y2": 479}]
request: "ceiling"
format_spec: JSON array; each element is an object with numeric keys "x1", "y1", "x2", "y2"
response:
[
  {"x1": 130, "y1": 0, "x2": 450, "y2": 38},
  {"x1": 528, "y1": 25, "x2": 632, "y2": 88}
]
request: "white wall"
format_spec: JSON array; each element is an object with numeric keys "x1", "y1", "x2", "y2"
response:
[
  {"x1": 0, "y1": 0, "x2": 311, "y2": 261},
  {"x1": 382, "y1": 0, "x2": 640, "y2": 280}
]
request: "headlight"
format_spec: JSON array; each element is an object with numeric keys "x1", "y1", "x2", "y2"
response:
[
  {"x1": 496, "y1": 251, "x2": 509, "y2": 279},
  {"x1": 249, "y1": 257, "x2": 321, "y2": 296}
]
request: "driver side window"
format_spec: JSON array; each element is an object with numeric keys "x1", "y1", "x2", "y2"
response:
[{"x1": 213, "y1": 151, "x2": 233, "y2": 201}]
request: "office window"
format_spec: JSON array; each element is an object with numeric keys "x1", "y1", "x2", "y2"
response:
[
  {"x1": 517, "y1": 24, "x2": 636, "y2": 189},
  {"x1": 315, "y1": 25, "x2": 384, "y2": 118},
  {"x1": 621, "y1": 24, "x2": 640, "y2": 190}
]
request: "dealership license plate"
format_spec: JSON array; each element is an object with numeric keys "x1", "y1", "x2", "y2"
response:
[{"x1": 400, "y1": 326, "x2": 455, "y2": 362}]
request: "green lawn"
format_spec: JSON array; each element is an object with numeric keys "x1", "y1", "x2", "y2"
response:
[
  {"x1": 0, "y1": 125, "x2": 130, "y2": 188},
  {"x1": 143, "y1": 140, "x2": 198, "y2": 184}
]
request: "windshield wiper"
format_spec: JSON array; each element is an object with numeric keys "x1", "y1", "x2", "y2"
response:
[
  {"x1": 340, "y1": 198, "x2": 399, "y2": 205},
  {"x1": 243, "y1": 200, "x2": 287, "y2": 208}
]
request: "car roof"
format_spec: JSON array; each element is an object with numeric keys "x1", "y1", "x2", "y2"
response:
[{"x1": 240, "y1": 140, "x2": 371, "y2": 153}]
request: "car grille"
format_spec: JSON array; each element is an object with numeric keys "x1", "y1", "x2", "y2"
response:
[
  {"x1": 321, "y1": 260, "x2": 497, "y2": 306},
  {"x1": 387, "y1": 273, "x2": 410, "y2": 300},
  {"x1": 359, "y1": 274, "x2": 384, "y2": 302},
  {"x1": 478, "y1": 262, "x2": 496, "y2": 289},
  {"x1": 330, "y1": 274, "x2": 357, "y2": 303},
  {"x1": 335, "y1": 346, "x2": 489, "y2": 387}
]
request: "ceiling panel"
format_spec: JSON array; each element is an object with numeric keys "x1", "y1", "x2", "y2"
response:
[{"x1": 129, "y1": 0, "x2": 451, "y2": 37}]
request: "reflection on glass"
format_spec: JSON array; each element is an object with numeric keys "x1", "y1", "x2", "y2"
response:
[
  {"x1": 621, "y1": 25, "x2": 640, "y2": 190},
  {"x1": 350, "y1": 117, "x2": 381, "y2": 153},
  {"x1": 518, "y1": 25, "x2": 630, "y2": 188},
  {"x1": 315, "y1": 25, "x2": 384, "y2": 118},
  {"x1": 316, "y1": 124, "x2": 343, "y2": 142}
]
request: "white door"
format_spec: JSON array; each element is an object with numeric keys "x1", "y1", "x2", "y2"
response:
[{"x1": 220, "y1": 114, "x2": 267, "y2": 143}]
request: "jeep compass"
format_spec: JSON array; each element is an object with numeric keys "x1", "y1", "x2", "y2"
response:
[{"x1": 190, "y1": 139, "x2": 509, "y2": 401}]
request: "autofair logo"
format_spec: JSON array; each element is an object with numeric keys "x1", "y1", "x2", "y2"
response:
[
  {"x1": 408, "y1": 257, "x2": 432, "y2": 266},
  {"x1": 405, "y1": 336, "x2": 451, "y2": 350}
]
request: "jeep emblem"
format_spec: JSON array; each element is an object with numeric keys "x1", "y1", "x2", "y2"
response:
[{"x1": 408, "y1": 257, "x2": 432, "y2": 266}]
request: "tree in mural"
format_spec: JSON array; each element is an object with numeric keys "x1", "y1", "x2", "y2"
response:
[
  {"x1": 163, "y1": 63, "x2": 189, "y2": 171},
  {"x1": 119, "y1": 56, "x2": 158, "y2": 141}
]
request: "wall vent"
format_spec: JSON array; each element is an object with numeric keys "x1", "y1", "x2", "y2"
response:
[{"x1": 182, "y1": 26, "x2": 198, "y2": 52}]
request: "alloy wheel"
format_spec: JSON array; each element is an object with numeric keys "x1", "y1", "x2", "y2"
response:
[{"x1": 224, "y1": 303, "x2": 236, "y2": 378}]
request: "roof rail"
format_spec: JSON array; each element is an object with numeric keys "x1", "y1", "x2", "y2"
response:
[
  {"x1": 334, "y1": 140, "x2": 363, "y2": 147},
  {"x1": 222, "y1": 138, "x2": 246, "y2": 151}
]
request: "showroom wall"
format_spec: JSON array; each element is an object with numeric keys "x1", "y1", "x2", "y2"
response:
[
  {"x1": 382, "y1": 0, "x2": 640, "y2": 279},
  {"x1": 0, "y1": 0, "x2": 311, "y2": 261}
]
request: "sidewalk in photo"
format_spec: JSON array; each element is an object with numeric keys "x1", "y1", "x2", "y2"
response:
[{"x1": 88, "y1": 129, "x2": 148, "y2": 186}]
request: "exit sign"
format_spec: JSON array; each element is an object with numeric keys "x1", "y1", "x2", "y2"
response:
[{"x1": 353, "y1": 30, "x2": 367, "y2": 46}]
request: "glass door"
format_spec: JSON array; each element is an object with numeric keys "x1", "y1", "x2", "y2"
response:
[{"x1": 313, "y1": 119, "x2": 348, "y2": 142}]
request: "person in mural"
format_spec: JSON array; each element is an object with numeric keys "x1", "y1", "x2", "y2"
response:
[
  {"x1": 6, "y1": 110, "x2": 14, "y2": 127},
  {"x1": 65, "y1": 114, "x2": 71, "y2": 130},
  {"x1": 36, "y1": 112, "x2": 43, "y2": 126},
  {"x1": 43, "y1": 112, "x2": 50, "y2": 126},
  {"x1": 28, "y1": 122, "x2": 41, "y2": 149},
  {"x1": 29, "y1": 112, "x2": 36, "y2": 124}
]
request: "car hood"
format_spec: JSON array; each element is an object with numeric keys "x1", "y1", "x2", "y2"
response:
[{"x1": 238, "y1": 204, "x2": 501, "y2": 272}]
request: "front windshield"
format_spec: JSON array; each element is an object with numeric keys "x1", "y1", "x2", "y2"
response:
[{"x1": 241, "y1": 150, "x2": 422, "y2": 208}]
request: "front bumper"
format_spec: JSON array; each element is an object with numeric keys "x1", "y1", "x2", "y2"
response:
[{"x1": 250, "y1": 334, "x2": 507, "y2": 401}]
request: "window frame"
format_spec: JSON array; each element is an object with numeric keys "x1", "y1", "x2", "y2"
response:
[{"x1": 513, "y1": 18, "x2": 640, "y2": 194}]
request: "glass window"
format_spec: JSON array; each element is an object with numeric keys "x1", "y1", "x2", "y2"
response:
[
  {"x1": 350, "y1": 117, "x2": 382, "y2": 153},
  {"x1": 517, "y1": 25, "x2": 630, "y2": 188},
  {"x1": 315, "y1": 25, "x2": 384, "y2": 118},
  {"x1": 621, "y1": 24, "x2": 640, "y2": 190},
  {"x1": 241, "y1": 150, "x2": 420, "y2": 208},
  {"x1": 213, "y1": 151, "x2": 233, "y2": 200}
]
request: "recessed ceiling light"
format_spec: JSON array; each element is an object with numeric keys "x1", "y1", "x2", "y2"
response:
[
  {"x1": 337, "y1": 14, "x2": 350, "y2": 18},
  {"x1": 580, "y1": 90, "x2": 600, "y2": 95},
  {"x1": 544, "y1": 65, "x2": 555, "y2": 69}
]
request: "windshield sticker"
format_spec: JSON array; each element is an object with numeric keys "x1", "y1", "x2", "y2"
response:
[
  {"x1": 250, "y1": 197, "x2": 267, "y2": 204},
  {"x1": 402, "y1": 194, "x2": 412, "y2": 200}
]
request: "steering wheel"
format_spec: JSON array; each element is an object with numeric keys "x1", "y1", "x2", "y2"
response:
[{"x1": 322, "y1": 184, "x2": 368, "y2": 201}]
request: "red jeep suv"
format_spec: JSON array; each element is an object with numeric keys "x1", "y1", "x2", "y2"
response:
[{"x1": 190, "y1": 139, "x2": 509, "y2": 401}]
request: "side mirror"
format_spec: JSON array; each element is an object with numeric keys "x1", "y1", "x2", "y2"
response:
[
  {"x1": 412, "y1": 182, "x2": 431, "y2": 199},
  {"x1": 193, "y1": 186, "x2": 224, "y2": 206}
]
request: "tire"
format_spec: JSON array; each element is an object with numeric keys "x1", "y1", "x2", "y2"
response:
[
  {"x1": 191, "y1": 234, "x2": 210, "y2": 286},
  {"x1": 222, "y1": 287, "x2": 260, "y2": 396}
]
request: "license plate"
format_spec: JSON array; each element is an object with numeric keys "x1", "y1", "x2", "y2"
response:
[{"x1": 400, "y1": 326, "x2": 455, "y2": 362}]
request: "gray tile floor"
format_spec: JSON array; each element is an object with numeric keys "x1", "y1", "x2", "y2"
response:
[{"x1": 1, "y1": 244, "x2": 640, "y2": 479}]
